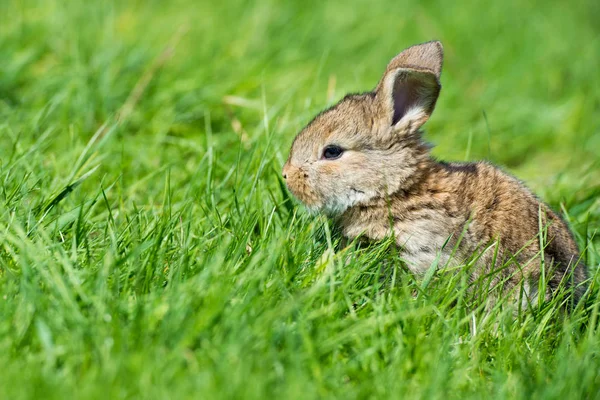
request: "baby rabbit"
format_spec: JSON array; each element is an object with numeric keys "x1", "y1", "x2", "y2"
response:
[{"x1": 283, "y1": 41, "x2": 588, "y2": 305}]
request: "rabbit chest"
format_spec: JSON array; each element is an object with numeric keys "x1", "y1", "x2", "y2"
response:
[{"x1": 338, "y1": 205, "x2": 469, "y2": 275}]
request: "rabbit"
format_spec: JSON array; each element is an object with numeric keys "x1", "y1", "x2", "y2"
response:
[{"x1": 282, "y1": 41, "x2": 588, "y2": 306}]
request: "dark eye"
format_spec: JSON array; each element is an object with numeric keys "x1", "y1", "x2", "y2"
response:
[{"x1": 322, "y1": 145, "x2": 344, "y2": 160}]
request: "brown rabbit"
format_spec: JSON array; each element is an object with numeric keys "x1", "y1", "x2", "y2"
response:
[{"x1": 282, "y1": 41, "x2": 588, "y2": 305}]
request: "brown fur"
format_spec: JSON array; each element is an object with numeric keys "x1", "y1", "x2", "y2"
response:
[{"x1": 283, "y1": 41, "x2": 588, "y2": 305}]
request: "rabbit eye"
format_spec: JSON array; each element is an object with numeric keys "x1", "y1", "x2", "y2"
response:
[{"x1": 322, "y1": 145, "x2": 344, "y2": 160}]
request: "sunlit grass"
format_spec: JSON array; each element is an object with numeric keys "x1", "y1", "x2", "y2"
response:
[{"x1": 1, "y1": 0, "x2": 599, "y2": 398}]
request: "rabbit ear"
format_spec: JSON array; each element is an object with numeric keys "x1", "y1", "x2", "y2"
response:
[{"x1": 375, "y1": 41, "x2": 443, "y2": 132}]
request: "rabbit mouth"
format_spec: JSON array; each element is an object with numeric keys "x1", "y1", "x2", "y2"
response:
[
  {"x1": 286, "y1": 177, "x2": 371, "y2": 216},
  {"x1": 285, "y1": 180, "x2": 321, "y2": 209}
]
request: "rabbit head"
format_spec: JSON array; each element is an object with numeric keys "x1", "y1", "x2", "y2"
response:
[{"x1": 283, "y1": 41, "x2": 444, "y2": 215}]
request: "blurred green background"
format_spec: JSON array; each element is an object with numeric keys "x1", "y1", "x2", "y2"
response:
[
  {"x1": 2, "y1": 0, "x2": 600, "y2": 177},
  {"x1": 1, "y1": 0, "x2": 599, "y2": 398}
]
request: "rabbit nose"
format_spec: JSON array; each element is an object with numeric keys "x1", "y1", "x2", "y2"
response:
[
  {"x1": 282, "y1": 163, "x2": 290, "y2": 180},
  {"x1": 282, "y1": 163, "x2": 307, "y2": 180}
]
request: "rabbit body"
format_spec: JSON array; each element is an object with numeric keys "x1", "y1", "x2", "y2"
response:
[
  {"x1": 283, "y1": 41, "x2": 587, "y2": 301},
  {"x1": 339, "y1": 158, "x2": 586, "y2": 300}
]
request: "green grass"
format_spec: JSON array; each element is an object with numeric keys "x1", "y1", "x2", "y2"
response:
[{"x1": 1, "y1": 0, "x2": 600, "y2": 398}]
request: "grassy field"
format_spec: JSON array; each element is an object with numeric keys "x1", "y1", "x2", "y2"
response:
[{"x1": 1, "y1": 0, "x2": 600, "y2": 398}]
